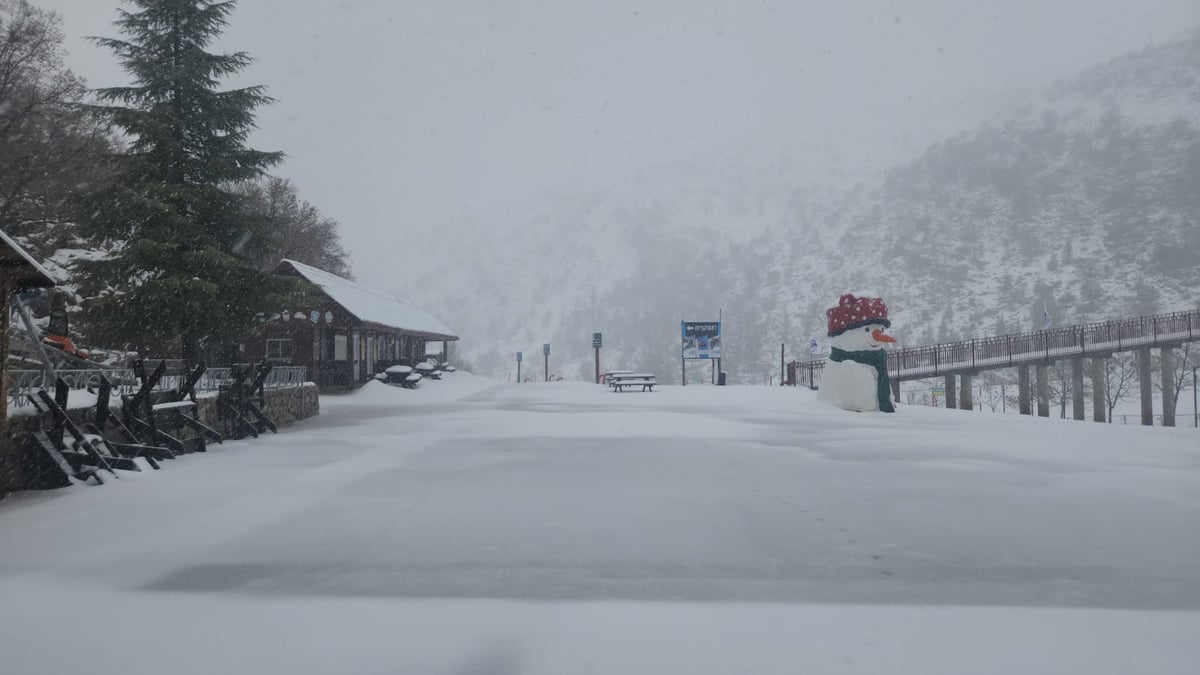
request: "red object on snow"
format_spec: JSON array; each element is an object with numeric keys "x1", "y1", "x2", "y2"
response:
[
  {"x1": 42, "y1": 335, "x2": 90, "y2": 360},
  {"x1": 826, "y1": 293, "x2": 890, "y2": 337}
]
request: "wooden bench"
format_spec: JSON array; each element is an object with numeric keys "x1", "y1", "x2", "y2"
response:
[
  {"x1": 603, "y1": 370, "x2": 635, "y2": 384},
  {"x1": 89, "y1": 376, "x2": 173, "y2": 467},
  {"x1": 123, "y1": 360, "x2": 205, "y2": 455},
  {"x1": 384, "y1": 365, "x2": 422, "y2": 389},
  {"x1": 415, "y1": 362, "x2": 437, "y2": 380},
  {"x1": 217, "y1": 362, "x2": 277, "y2": 439},
  {"x1": 609, "y1": 373, "x2": 657, "y2": 392},
  {"x1": 384, "y1": 365, "x2": 413, "y2": 385}
]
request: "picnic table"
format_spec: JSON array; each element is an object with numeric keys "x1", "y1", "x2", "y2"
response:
[
  {"x1": 385, "y1": 365, "x2": 422, "y2": 389},
  {"x1": 416, "y1": 361, "x2": 443, "y2": 380},
  {"x1": 609, "y1": 372, "x2": 657, "y2": 392}
]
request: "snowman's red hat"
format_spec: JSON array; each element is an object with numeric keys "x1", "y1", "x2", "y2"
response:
[{"x1": 826, "y1": 293, "x2": 890, "y2": 337}]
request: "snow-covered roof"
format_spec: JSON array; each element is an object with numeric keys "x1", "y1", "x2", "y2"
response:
[
  {"x1": 0, "y1": 230, "x2": 56, "y2": 291},
  {"x1": 279, "y1": 260, "x2": 457, "y2": 340}
]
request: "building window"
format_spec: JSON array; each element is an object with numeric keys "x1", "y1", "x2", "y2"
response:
[
  {"x1": 334, "y1": 333, "x2": 348, "y2": 361},
  {"x1": 266, "y1": 338, "x2": 293, "y2": 361}
]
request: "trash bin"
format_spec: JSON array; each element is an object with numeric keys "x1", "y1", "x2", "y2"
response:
[{"x1": 717, "y1": 371, "x2": 727, "y2": 386}]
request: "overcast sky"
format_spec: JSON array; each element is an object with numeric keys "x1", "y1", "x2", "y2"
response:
[{"x1": 37, "y1": 0, "x2": 1200, "y2": 289}]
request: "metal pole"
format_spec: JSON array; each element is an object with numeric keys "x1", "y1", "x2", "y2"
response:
[
  {"x1": 780, "y1": 343, "x2": 785, "y2": 386},
  {"x1": 0, "y1": 281, "x2": 9, "y2": 420},
  {"x1": 544, "y1": 353, "x2": 548, "y2": 383},
  {"x1": 595, "y1": 347, "x2": 600, "y2": 384},
  {"x1": 1194, "y1": 366, "x2": 1197, "y2": 429},
  {"x1": 14, "y1": 292, "x2": 58, "y2": 387}
]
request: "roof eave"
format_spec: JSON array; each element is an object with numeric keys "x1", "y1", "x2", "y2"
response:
[{"x1": 359, "y1": 319, "x2": 457, "y2": 341}]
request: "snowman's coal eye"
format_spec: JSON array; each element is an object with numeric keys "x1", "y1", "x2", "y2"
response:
[{"x1": 864, "y1": 327, "x2": 870, "y2": 332}]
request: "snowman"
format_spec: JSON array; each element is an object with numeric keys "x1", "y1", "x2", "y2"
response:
[{"x1": 817, "y1": 293, "x2": 898, "y2": 413}]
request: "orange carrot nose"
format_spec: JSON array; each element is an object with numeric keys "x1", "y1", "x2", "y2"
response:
[{"x1": 872, "y1": 328, "x2": 896, "y2": 343}]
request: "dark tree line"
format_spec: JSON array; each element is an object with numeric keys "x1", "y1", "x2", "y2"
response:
[
  {"x1": 0, "y1": 0, "x2": 108, "y2": 258},
  {"x1": 0, "y1": 0, "x2": 351, "y2": 360}
]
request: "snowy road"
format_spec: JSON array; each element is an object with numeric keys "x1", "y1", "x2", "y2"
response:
[{"x1": 2, "y1": 375, "x2": 1198, "y2": 674}]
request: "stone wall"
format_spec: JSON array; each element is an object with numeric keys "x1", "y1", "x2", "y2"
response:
[
  {"x1": 193, "y1": 383, "x2": 319, "y2": 438},
  {"x1": 0, "y1": 383, "x2": 320, "y2": 498}
]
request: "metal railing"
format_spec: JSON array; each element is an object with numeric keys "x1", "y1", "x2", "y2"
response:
[
  {"x1": 794, "y1": 309, "x2": 1200, "y2": 390},
  {"x1": 7, "y1": 365, "x2": 308, "y2": 410},
  {"x1": 1115, "y1": 415, "x2": 1199, "y2": 428}
]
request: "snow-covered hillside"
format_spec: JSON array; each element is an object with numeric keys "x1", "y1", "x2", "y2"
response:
[{"x1": 413, "y1": 33, "x2": 1200, "y2": 382}]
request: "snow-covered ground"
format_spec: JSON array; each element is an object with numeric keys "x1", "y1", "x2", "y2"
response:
[{"x1": 2, "y1": 374, "x2": 1198, "y2": 674}]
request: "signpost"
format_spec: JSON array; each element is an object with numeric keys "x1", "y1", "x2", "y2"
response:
[
  {"x1": 593, "y1": 332, "x2": 602, "y2": 384},
  {"x1": 543, "y1": 343, "x2": 551, "y2": 383},
  {"x1": 516, "y1": 351, "x2": 523, "y2": 383},
  {"x1": 681, "y1": 321, "x2": 722, "y2": 386}
]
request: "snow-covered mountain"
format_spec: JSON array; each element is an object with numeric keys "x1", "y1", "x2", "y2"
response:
[{"x1": 415, "y1": 32, "x2": 1200, "y2": 384}]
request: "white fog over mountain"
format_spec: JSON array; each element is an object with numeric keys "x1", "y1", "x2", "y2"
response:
[
  {"x1": 413, "y1": 33, "x2": 1200, "y2": 383},
  {"x1": 6, "y1": 4, "x2": 1200, "y2": 672},
  {"x1": 29, "y1": 0, "x2": 1200, "y2": 382}
]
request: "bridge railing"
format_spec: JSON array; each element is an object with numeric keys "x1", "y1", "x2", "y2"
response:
[
  {"x1": 793, "y1": 308, "x2": 1199, "y2": 389},
  {"x1": 7, "y1": 364, "x2": 308, "y2": 410}
]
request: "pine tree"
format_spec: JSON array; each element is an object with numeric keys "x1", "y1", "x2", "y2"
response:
[{"x1": 74, "y1": 0, "x2": 299, "y2": 362}]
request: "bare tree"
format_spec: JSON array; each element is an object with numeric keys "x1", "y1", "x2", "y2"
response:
[
  {"x1": 1104, "y1": 352, "x2": 1138, "y2": 422},
  {"x1": 1153, "y1": 344, "x2": 1192, "y2": 411},
  {"x1": 236, "y1": 176, "x2": 353, "y2": 278},
  {"x1": 1046, "y1": 360, "x2": 1071, "y2": 418},
  {"x1": 979, "y1": 371, "x2": 1012, "y2": 412},
  {"x1": 0, "y1": 0, "x2": 110, "y2": 255}
]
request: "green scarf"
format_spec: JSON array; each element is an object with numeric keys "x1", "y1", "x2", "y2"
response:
[{"x1": 828, "y1": 347, "x2": 895, "y2": 413}]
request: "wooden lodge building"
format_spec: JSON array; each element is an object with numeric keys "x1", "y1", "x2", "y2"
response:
[{"x1": 241, "y1": 260, "x2": 458, "y2": 390}]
